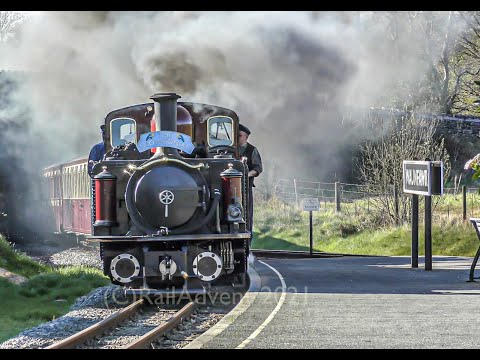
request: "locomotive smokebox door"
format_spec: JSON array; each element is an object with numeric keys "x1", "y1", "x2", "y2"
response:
[
  {"x1": 134, "y1": 165, "x2": 202, "y2": 228},
  {"x1": 125, "y1": 159, "x2": 209, "y2": 235}
]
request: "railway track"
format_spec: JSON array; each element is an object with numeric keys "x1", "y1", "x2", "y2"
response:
[{"x1": 46, "y1": 299, "x2": 196, "y2": 349}]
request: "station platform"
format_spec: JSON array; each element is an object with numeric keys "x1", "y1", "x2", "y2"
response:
[{"x1": 186, "y1": 255, "x2": 480, "y2": 349}]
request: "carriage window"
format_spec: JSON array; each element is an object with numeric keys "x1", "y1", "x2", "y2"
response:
[
  {"x1": 111, "y1": 118, "x2": 137, "y2": 147},
  {"x1": 207, "y1": 116, "x2": 233, "y2": 146}
]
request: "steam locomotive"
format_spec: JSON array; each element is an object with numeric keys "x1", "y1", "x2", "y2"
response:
[{"x1": 44, "y1": 93, "x2": 251, "y2": 295}]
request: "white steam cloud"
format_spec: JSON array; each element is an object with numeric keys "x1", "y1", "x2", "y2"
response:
[{"x1": 0, "y1": 11, "x2": 463, "y2": 190}]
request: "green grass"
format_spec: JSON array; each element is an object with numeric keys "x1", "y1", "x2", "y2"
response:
[
  {"x1": 1, "y1": 193, "x2": 478, "y2": 343},
  {"x1": 252, "y1": 197, "x2": 480, "y2": 257},
  {"x1": 0, "y1": 236, "x2": 49, "y2": 278},
  {"x1": 0, "y1": 236, "x2": 110, "y2": 343}
]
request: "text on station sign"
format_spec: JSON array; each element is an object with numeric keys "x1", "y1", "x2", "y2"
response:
[
  {"x1": 405, "y1": 168, "x2": 428, "y2": 188},
  {"x1": 402, "y1": 160, "x2": 443, "y2": 196},
  {"x1": 303, "y1": 198, "x2": 320, "y2": 211}
]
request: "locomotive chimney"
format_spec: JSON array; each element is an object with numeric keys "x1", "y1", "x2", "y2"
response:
[{"x1": 150, "y1": 92, "x2": 181, "y2": 158}]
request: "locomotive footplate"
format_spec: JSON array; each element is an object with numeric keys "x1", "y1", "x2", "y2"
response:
[{"x1": 86, "y1": 233, "x2": 251, "y2": 242}]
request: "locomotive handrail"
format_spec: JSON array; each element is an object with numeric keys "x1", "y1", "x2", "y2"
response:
[
  {"x1": 127, "y1": 157, "x2": 205, "y2": 172},
  {"x1": 86, "y1": 233, "x2": 250, "y2": 242}
]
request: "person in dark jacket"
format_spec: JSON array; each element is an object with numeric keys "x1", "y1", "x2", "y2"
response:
[
  {"x1": 238, "y1": 124, "x2": 262, "y2": 264},
  {"x1": 88, "y1": 125, "x2": 106, "y2": 177}
]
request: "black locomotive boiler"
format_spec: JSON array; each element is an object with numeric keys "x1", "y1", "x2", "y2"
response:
[{"x1": 89, "y1": 93, "x2": 251, "y2": 296}]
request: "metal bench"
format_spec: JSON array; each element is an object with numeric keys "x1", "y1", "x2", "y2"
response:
[{"x1": 469, "y1": 218, "x2": 480, "y2": 282}]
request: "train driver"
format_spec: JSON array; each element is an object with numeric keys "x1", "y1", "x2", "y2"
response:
[
  {"x1": 88, "y1": 125, "x2": 106, "y2": 177},
  {"x1": 238, "y1": 123, "x2": 263, "y2": 250}
]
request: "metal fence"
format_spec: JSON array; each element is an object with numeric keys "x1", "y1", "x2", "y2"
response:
[
  {"x1": 273, "y1": 178, "x2": 383, "y2": 207},
  {"x1": 273, "y1": 178, "x2": 480, "y2": 225}
]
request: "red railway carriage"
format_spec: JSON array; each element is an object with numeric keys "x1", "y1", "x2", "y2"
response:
[{"x1": 43, "y1": 157, "x2": 91, "y2": 238}]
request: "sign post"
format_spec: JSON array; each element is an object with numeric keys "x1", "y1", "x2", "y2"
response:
[
  {"x1": 425, "y1": 194, "x2": 432, "y2": 270},
  {"x1": 403, "y1": 160, "x2": 443, "y2": 271},
  {"x1": 303, "y1": 198, "x2": 320, "y2": 256},
  {"x1": 411, "y1": 194, "x2": 419, "y2": 268}
]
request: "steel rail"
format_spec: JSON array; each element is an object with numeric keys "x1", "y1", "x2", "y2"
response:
[
  {"x1": 124, "y1": 301, "x2": 196, "y2": 349},
  {"x1": 45, "y1": 299, "x2": 145, "y2": 349}
]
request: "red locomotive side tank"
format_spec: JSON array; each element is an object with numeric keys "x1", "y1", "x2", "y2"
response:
[
  {"x1": 220, "y1": 163, "x2": 243, "y2": 216},
  {"x1": 94, "y1": 166, "x2": 117, "y2": 227}
]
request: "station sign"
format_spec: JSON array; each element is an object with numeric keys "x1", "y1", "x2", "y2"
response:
[
  {"x1": 403, "y1": 160, "x2": 443, "y2": 196},
  {"x1": 303, "y1": 197, "x2": 320, "y2": 211}
]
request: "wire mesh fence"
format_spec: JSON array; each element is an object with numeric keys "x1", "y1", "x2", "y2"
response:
[{"x1": 272, "y1": 178, "x2": 480, "y2": 227}]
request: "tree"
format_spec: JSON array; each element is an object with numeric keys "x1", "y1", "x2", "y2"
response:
[
  {"x1": 370, "y1": 11, "x2": 470, "y2": 115},
  {"x1": 0, "y1": 11, "x2": 24, "y2": 42},
  {"x1": 396, "y1": 11, "x2": 462, "y2": 115},
  {"x1": 449, "y1": 11, "x2": 480, "y2": 115},
  {"x1": 358, "y1": 113, "x2": 450, "y2": 225}
]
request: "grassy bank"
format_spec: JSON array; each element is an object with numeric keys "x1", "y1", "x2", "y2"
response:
[
  {"x1": 252, "y1": 197, "x2": 480, "y2": 256},
  {"x1": 0, "y1": 236, "x2": 49, "y2": 277},
  {"x1": 0, "y1": 236, "x2": 109, "y2": 343}
]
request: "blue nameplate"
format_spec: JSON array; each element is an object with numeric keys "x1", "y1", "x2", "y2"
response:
[{"x1": 137, "y1": 131, "x2": 195, "y2": 154}]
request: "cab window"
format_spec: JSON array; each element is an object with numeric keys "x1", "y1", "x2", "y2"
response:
[
  {"x1": 207, "y1": 116, "x2": 233, "y2": 146},
  {"x1": 111, "y1": 118, "x2": 137, "y2": 147}
]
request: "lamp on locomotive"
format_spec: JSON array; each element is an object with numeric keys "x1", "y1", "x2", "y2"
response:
[
  {"x1": 220, "y1": 163, "x2": 244, "y2": 222},
  {"x1": 94, "y1": 166, "x2": 117, "y2": 227}
]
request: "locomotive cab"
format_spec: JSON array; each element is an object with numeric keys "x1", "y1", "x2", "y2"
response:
[{"x1": 88, "y1": 93, "x2": 251, "y2": 296}]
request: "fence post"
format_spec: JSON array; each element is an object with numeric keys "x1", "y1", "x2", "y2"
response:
[
  {"x1": 393, "y1": 185, "x2": 399, "y2": 225},
  {"x1": 335, "y1": 181, "x2": 341, "y2": 213},
  {"x1": 471, "y1": 193, "x2": 474, "y2": 218},
  {"x1": 294, "y1": 178, "x2": 298, "y2": 207},
  {"x1": 463, "y1": 185, "x2": 467, "y2": 221},
  {"x1": 367, "y1": 189, "x2": 370, "y2": 213}
]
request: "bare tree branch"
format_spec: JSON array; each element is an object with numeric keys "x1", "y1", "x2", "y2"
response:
[
  {"x1": 358, "y1": 113, "x2": 450, "y2": 225},
  {"x1": 0, "y1": 11, "x2": 24, "y2": 42}
]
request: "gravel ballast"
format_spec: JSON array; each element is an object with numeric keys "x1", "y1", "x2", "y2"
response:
[{"x1": 1, "y1": 243, "x2": 235, "y2": 349}]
